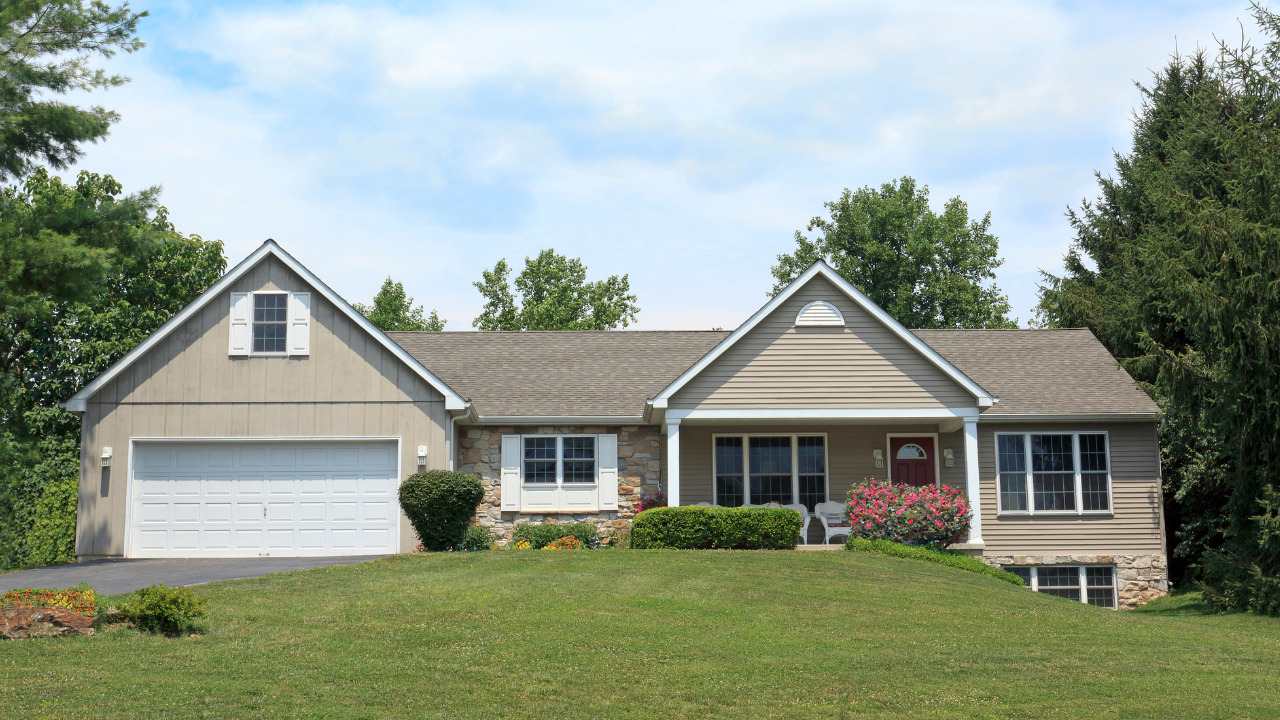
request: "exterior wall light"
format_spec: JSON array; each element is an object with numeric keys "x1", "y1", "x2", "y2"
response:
[
  {"x1": 943, "y1": 448, "x2": 955, "y2": 467},
  {"x1": 101, "y1": 447, "x2": 113, "y2": 467},
  {"x1": 417, "y1": 445, "x2": 428, "y2": 466},
  {"x1": 872, "y1": 448, "x2": 884, "y2": 468}
]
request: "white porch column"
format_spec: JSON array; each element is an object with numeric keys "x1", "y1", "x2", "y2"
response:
[
  {"x1": 964, "y1": 418, "x2": 983, "y2": 544},
  {"x1": 666, "y1": 420, "x2": 681, "y2": 506}
]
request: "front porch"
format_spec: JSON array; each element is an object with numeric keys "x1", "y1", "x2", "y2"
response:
[{"x1": 663, "y1": 414, "x2": 984, "y2": 546}]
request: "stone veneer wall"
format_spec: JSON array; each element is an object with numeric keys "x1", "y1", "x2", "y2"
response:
[
  {"x1": 456, "y1": 425, "x2": 662, "y2": 542},
  {"x1": 983, "y1": 553, "x2": 1169, "y2": 610}
]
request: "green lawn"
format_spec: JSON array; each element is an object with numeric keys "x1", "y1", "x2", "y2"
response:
[{"x1": 2, "y1": 551, "x2": 1277, "y2": 719}]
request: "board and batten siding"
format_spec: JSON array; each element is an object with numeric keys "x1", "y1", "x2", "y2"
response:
[
  {"x1": 668, "y1": 276, "x2": 978, "y2": 410},
  {"x1": 677, "y1": 424, "x2": 968, "y2": 505},
  {"x1": 976, "y1": 421, "x2": 1164, "y2": 555},
  {"x1": 75, "y1": 255, "x2": 449, "y2": 558}
]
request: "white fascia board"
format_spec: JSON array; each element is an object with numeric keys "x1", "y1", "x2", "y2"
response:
[
  {"x1": 651, "y1": 261, "x2": 996, "y2": 408},
  {"x1": 666, "y1": 407, "x2": 982, "y2": 421},
  {"x1": 470, "y1": 415, "x2": 646, "y2": 425},
  {"x1": 977, "y1": 413, "x2": 1159, "y2": 422},
  {"x1": 64, "y1": 240, "x2": 470, "y2": 414}
]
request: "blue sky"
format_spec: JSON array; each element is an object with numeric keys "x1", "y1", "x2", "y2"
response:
[{"x1": 73, "y1": 0, "x2": 1258, "y2": 329}]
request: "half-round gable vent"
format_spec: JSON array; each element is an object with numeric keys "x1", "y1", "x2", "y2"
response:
[{"x1": 795, "y1": 301, "x2": 845, "y2": 327}]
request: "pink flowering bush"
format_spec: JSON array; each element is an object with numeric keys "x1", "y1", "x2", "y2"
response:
[
  {"x1": 845, "y1": 479, "x2": 971, "y2": 548},
  {"x1": 634, "y1": 489, "x2": 667, "y2": 514}
]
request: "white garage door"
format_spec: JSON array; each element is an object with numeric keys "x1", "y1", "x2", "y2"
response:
[{"x1": 129, "y1": 441, "x2": 399, "y2": 558}]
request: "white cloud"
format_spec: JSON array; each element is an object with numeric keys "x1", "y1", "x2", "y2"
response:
[{"x1": 68, "y1": 0, "x2": 1260, "y2": 329}]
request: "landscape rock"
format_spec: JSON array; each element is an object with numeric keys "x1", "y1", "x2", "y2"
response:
[{"x1": 0, "y1": 607, "x2": 96, "y2": 639}]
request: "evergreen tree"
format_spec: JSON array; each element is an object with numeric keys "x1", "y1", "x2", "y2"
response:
[
  {"x1": 1038, "y1": 5, "x2": 1280, "y2": 613},
  {"x1": 772, "y1": 177, "x2": 1017, "y2": 329}
]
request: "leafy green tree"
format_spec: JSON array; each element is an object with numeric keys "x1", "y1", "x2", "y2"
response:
[
  {"x1": 1038, "y1": 6, "x2": 1280, "y2": 614},
  {"x1": 0, "y1": 171, "x2": 224, "y2": 568},
  {"x1": 772, "y1": 177, "x2": 1017, "y2": 329},
  {"x1": 354, "y1": 277, "x2": 445, "y2": 332},
  {"x1": 0, "y1": 0, "x2": 145, "y2": 181},
  {"x1": 473, "y1": 249, "x2": 639, "y2": 330}
]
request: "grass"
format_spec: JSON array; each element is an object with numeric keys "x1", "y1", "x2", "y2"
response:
[{"x1": 1, "y1": 551, "x2": 1278, "y2": 719}]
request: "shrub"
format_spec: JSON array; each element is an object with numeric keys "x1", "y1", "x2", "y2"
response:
[
  {"x1": 630, "y1": 506, "x2": 802, "y2": 550},
  {"x1": 845, "y1": 537, "x2": 1026, "y2": 586},
  {"x1": 634, "y1": 489, "x2": 667, "y2": 514},
  {"x1": 542, "y1": 535, "x2": 582, "y2": 550},
  {"x1": 0, "y1": 583, "x2": 98, "y2": 616},
  {"x1": 461, "y1": 526, "x2": 496, "y2": 551},
  {"x1": 846, "y1": 480, "x2": 971, "y2": 548},
  {"x1": 510, "y1": 522, "x2": 598, "y2": 549},
  {"x1": 398, "y1": 470, "x2": 485, "y2": 552},
  {"x1": 118, "y1": 584, "x2": 208, "y2": 636}
]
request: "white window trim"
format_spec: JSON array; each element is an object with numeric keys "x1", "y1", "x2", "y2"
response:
[
  {"x1": 994, "y1": 431, "x2": 1114, "y2": 517},
  {"x1": 710, "y1": 433, "x2": 829, "y2": 507},
  {"x1": 248, "y1": 291, "x2": 291, "y2": 357},
  {"x1": 884, "y1": 432, "x2": 942, "y2": 488},
  {"x1": 519, "y1": 434, "x2": 600, "y2": 487},
  {"x1": 1015, "y1": 565, "x2": 1117, "y2": 609}
]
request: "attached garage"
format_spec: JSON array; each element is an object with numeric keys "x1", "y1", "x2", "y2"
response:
[{"x1": 129, "y1": 441, "x2": 400, "y2": 558}]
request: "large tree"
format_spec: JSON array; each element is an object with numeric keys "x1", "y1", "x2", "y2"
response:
[
  {"x1": 772, "y1": 177, "x2": 1017, "y2": 329},
  {"x1": 1037, "y1": 5, "x2": 1280, "y2": 614},
  {"x1": 0, "y1": 171, "x2": 225, "y2": 568},
  {"x1": 472, "y1": 249, "x2": 639, "y2": 331},
  {"x1": 354, "y1": 277, "x2": 445, "y2": 332}
]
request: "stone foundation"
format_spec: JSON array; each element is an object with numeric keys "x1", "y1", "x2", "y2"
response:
[
  {"x1": 456, "y1": 425, "x2": 663, "y2": 542},
  {"x1": 983, "y1": 553, "x2": 1169, "y2": 610}
]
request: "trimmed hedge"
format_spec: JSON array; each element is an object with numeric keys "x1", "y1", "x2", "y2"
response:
[
  {"x1": 630, "y1": 506, "x2": 802, "y2": 549},
  {"x1": 845, "y1": 537, "x2": 1026, "y2": 586},
  {"x1": 511, "y1": 522, "x2": 598, "y2": 549},
  {"x1": 398, "y1": 471, "x2": 485, "y2": 551}
]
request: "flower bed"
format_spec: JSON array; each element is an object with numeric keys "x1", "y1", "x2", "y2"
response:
[
  {"x1": 542, "y1": 535, "x2": 582, "y2": 550},
  {"x1": 0, "y1": 585, "x2": 97, "y2": 618},
  {"x1": 846, "y1": 480, "x2": 971, "y2": 548}
]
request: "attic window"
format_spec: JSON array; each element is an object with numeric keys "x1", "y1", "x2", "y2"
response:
[{"x1": 795, "y1": 301, "x2": 845, "y2": 327}]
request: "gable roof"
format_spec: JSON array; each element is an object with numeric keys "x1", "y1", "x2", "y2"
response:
[
  {"x1": 64, "y1": 240, "x2": 469, "y2": 413},
  {"x1": 912, "y1": 328, "x2": 1160, "y2": 417},
  {"x1": 650, "y1": 261, "x2": 996, "y2": 410},
  {"x1": 389, "y1": 331, "x2": 727, "y2": 421}
]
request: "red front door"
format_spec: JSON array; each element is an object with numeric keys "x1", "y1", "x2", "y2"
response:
[{"x1": 889, "y1": 437, "x2": 936, "y2": 487}]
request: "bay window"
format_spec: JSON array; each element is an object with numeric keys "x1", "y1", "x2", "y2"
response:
[
  {"x1": 713, "y1": 434, "x2": 827, "y2": 511},
  {"x1": 995, "y1": 432, "x2": 1112, "y2": 514}
]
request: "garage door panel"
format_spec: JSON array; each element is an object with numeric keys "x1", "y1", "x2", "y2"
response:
[
  {"x1": 205, "y1": 503, "x2": 232, "y2": 523},
  {"x1": 130, "y1": 441, "x2": 399, "y2": 558}
]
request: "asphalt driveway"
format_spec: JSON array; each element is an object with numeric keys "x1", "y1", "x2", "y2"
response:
[{"x1": 0, "y1": 556, "x2": 388, "y2": 595}]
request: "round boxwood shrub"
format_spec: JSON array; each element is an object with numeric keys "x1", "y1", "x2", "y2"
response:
[
  {"x1": 119, "y1": 584, "x2": 208, "y2": 636},
  {"x1": 398, "y1": 470, "x2": 485, "y2": 551}
]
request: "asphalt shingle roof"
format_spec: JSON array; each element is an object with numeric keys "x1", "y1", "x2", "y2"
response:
[
  {"x1": 912, "y1": 328, "x2": 1159, "y2": 416},
  {"x1": 387, "y1": 331, "x2": 728, "y2": 419},
  {"x1": 388, "y1": 327, "x2": 1158, "y2": 419}
]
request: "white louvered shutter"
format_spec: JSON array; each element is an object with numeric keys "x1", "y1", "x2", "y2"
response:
[
  {"x1": 500, "y1": 435, "x2": 520, "y2": 511},
  {"x1": 598, "y1": 434, "x2": 619, "y2": 510},
  {"x1": 228, "y1": 292, "x2": 250, "y2": 355},
  {"x1": 287, "y1": 292, "x2": 311, "y2": 356}
]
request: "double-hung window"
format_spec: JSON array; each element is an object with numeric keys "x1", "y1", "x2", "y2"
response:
[
  {"x1": 523, "y1": 436, "x2": 596, "y2": 485},
  {"x1": 252, "y1": 292, "x2": 289, "y2": 353},
  {"x1": 713, "y1": 434, "x2": 827, "y2": 511},
  {"x1": 995, "y1": 432, "x2": 1112, "y2": 515}
]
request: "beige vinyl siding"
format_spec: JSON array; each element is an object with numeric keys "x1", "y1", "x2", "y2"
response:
[
  {"x1": 669, "y1": 276, "x2": 977, "y2": 410},
  {"x1": 977, "y1": 421, "x2": 1164, "y2": 555},
  {"x1": 677, "y1": 424, "x2": 967, "y2": 506},
  {"x1": 75, "y1": 255, "x2": 448, "y2": 558}
]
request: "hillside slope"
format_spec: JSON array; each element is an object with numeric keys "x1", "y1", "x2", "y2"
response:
[{"x1": 3, "y1": 551, "x2": 1277, "y2": 719}]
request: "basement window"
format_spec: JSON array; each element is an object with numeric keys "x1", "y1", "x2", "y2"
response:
[{"x1": 1004, "y1": 565, "x2": 1116, "y2": 609}]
